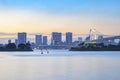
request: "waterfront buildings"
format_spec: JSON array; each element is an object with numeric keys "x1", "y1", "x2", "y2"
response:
[
  {"x1": 1, "y1": 31, "x2": 119, "y2": 49},
  {"x1": 78, "y1": 37, "x2": 83, "y2": 43},
  {"x1": 18, "y1": 32, "x2": 27, "y2": 44},
  {"x1": 85, "y1": 35, "x2": 90, "y2": 41},
  {"x1": 35, "y1": 34, "x2": 42, "y2": 46},
  {"x1": 15, "y1": 39, "x2": 18, "y2": 46},
  {"x1": 51, "y1": 32, "x2": 62, "y2": 45},
  {"x1": 98, "y1": 35, "x2": 103, "y2": 40},
  {"x1": 66, "y1": 32, "x2": 73, "y2": 45},
  {"x1": 43, "y1": 36, "x2": 48, "y2": 45},
  {"x1": 8, "y1": 40, "x2": 11, "y2": 44}
]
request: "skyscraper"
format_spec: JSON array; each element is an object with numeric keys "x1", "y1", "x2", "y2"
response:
[
  {"x1": 15, "y1": 39, "x2": 18, "y2": 46},
  {"x1": 98, "y1": 35, "x2": 103, "y2": 40},
  {"x1": 8, "y1": 39, "x2": 11, "y2": 44},
  {"x1": 51, "y1": 32, "x2": 62, "y2": 45},
  {"x1": 18, "y1": 32, "x2": 27, "y2": 44},
  {"x1": 43, "y1": 36, "x2": 48, "y2": 45},
  {"x1": 66, "y1": 32, "x2": 73, "y2": 45},
  {"x1": 35, "y1": 34, "x2": 42, "y2": 46},
  {"x1": 85, "y1": 35, "x2": 90, "y2": 41},
  {"x1": 78, "y1": 37, "x2": 82, "y2": 43}
]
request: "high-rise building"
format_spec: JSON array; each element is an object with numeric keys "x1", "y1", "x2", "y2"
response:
[
  {"x1": 98, "y1": 35, "x2": 103, "y2": 40},
  {"x1": 78, "y1": 37, "x2": 82, "y2": 43},
  {"x1": 51, "y1": 32, "x2": 62, "y2": 45},
  {"x1": 85, "y1": 35, "x2": 90, "y2": 41},
  {"x1": 35, "y1": 34, "x2": 42, "y2": 46},
  {"x1": 15, "y1": 39, "x2": 18, "y2": 46},
  {"x1": 8, "y1": 39, "x2": 11, "y2": 44},
  {"x1": 43, "y1": 36, "x2": 48, "y2": 45},
  {"x1": 66, "y1": 32, "x2": 72, "y2": 45},
  {"x1": 18, "y1": 32, "x2": 27, "y2": 44}
]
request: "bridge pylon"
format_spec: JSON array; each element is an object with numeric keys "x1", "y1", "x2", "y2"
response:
[{"x1": 89, "y1": 28, "x2": 102, "y2": 41}]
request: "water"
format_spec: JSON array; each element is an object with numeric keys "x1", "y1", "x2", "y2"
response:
[{"x1": 0, "y1": 50, "x2": 120, "y2": 80}]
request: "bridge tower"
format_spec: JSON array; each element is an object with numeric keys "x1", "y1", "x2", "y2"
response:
[
  {"x1": 89, "y1": 28, "x2": 103, "y2": 41},
  {"x1": 90, "y1": 28, "x2": 98, "y2": 41}
]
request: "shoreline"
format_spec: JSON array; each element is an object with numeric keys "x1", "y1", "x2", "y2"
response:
[
  {"x1": 70, "y1": 47, "x2": 120, "y2": 51},
  {"x1": 0, "y1": 49, "x2": 33, "y2": 52}
]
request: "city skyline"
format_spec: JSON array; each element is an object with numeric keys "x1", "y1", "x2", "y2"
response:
[
  {"x1": 0, "y1": 32, "x2": 82, "y2": 44},
  {"x1": 0, "y1": 0, "x2": 120, "y2": 35},
  {"x1": 0, "y1": 31, "x2": 119, "y2": 50},
  {"x1": 0, "y1": 31, "x2": 118, "y2": 44}
]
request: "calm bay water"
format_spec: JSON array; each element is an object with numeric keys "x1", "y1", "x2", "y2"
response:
[{"x1": 0, "y1": 50, "x2": 120, "y2": 80}]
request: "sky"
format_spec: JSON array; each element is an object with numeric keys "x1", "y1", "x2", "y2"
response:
[{"x1": 0, "y1": 0, "x2": 120, "y2": 36}]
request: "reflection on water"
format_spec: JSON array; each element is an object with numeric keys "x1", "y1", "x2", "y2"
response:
[{"x1": 0, "y1": 50, "x2": 120, "y2": 80}]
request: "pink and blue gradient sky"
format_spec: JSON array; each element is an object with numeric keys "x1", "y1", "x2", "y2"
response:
[{"x1": 0, "y1": 0, "x2": 120, "y2": 35}]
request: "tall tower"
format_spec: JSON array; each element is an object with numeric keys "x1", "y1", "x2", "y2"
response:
[
  {"x1": 66, "y1": 32, "x2": 72, "y2": 45},
  {"x1": 51, "y1": 32, "x2": 62, "y2": 45},
  {"x1": 43, "y1": 36, "x2": 48, "y2": 45},
  {"x1": 18, "y1": 32, "x2": 27, "y2": 44},
  {"x1": 8, "y1": 39, "x2": 11, "y2": 44},
  {"x1": 15, "y1": 39, "x2": 18, "y2": 46},
  {"x1": 35, "y1": 34, "x2": 42, "y2": 46},
  {"x1": 78, "y1": 37, "x2": 82, "y2": 43}
]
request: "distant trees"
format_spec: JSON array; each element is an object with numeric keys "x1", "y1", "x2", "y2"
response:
[
  {"x1": 119, "y1": 41, "x2": 120, "y2": 45},
  {"x1": 98, "y1": 43, "x2": 104, "y2": 47},
  {"x1": 6, "y1": 43, "x2": 16, "y2": 49},
  {"x1": 18, "y1": 44, "x2": 26, "y2": 49},
  {"x1": 0, "y1": 41, "x2": 33, "y2": 51},
  {"x1": 0, "y1": 46, "x2": 4, "y2": 49},
  {"x1": 0, "y1": 42, "x2": 32, "y2": 50},
  {"x1": 26, "y1": 42, "x2": 31, "y2": 49},
  {"x1": 18, "y1": 42, "x2": 32, "y2": 50}
]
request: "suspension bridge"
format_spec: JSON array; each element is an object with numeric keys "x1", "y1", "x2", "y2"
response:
[{"x1": 85, "y1": 28, "x2": 120, "y2": 45}]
